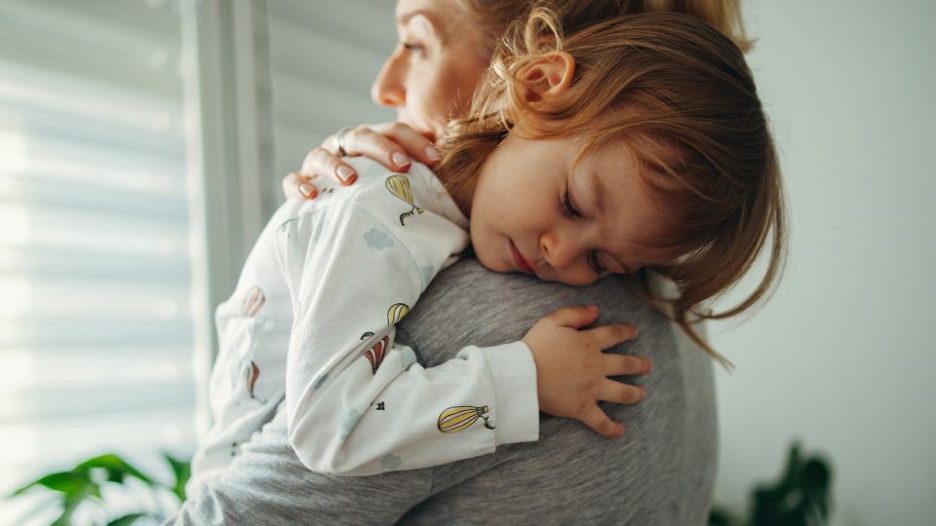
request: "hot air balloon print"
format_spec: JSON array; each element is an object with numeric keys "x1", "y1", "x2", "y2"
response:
[
  {"x1": 437, "y1": 405, "x2": 495, "y2": 433},
  {"x1": 242, "y1": 286, "x2": 265, "y2": 317},
  {"x1": 385, "y1": 174, "x2": 424, "y2": 226},
  {"x1": 364, "y1": 335, "x2": 390, "y2": 374},
  {"x1": 387, "y1": 303, "x2": 409, "y2": 325},
  {"x1": 245, "y1": 360, "x2": 261, "y2": 399}
]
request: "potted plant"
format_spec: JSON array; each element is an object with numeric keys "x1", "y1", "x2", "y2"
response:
[{"x1": 8, "y1": 452, "x2": 190, "y2": 525}]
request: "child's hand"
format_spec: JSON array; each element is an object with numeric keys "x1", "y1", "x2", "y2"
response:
[{"x1": 522, "y1": 305, "x2": 650, "y2": 439}]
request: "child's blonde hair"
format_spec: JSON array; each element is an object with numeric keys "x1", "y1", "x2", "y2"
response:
[{"x1": 437, "y1": 7, "x2": 785, "y2": 365}]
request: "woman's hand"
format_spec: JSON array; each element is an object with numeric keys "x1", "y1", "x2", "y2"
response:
[
  {"x1": 522, "y1": 305, "x2": 651, "y2": 439},
  {"x1": 283, "y1": 122, "x2": 442, "y2": 200}
]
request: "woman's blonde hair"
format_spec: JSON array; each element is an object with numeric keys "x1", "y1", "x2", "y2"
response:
[{"x1": 436, "y1": 7, "x2": 785, "y2": 365}]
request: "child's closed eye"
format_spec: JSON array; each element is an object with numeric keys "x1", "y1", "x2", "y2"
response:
[{"x1": 561, "y1": 186, "x2": 581, "y2": 219}]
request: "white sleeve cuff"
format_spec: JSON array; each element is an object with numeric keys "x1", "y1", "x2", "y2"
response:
[{"x1": 480, "y1": 341, "x2": 540, "y2": 445}]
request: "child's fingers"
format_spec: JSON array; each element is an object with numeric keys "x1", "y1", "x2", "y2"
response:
[
  {"x1": 602, "y1": 354, "x2": 652, "y2": 376},
  {"x1": 598, "y1": 379, "x2": 646, "y2": 405},
  {"x1": 579, "y1": 404, "x2": 625, "y2": 438},
  {"x1": 587, "y1": 323, "x2": 638, "y2": 349},
  {"x1": 545, "y1": 304, "x2": 600, "y2": 329}
]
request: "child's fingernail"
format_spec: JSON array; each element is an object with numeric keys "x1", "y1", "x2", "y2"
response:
[
  {"x1": 643, "y1": 360, "x2": 652, "y2": 374},
  {"x1": 425, "y1": 146, "x2": 441, "y2": 161},
  {"x1": 392, "y1": 151, "x2": 411, "y2": 167},
  {"x1": 640, "y1": 387, "x2": 647, "y2": 399},
  {"x1": 336, "y1": 165, "x2": 357, "y2": 185},
  {"x1": 299, "y1": 182, "x2": 317, "y2": 199}
]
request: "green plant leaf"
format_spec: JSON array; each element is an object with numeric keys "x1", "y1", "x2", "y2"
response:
[
  {"x1": 107, "y1": 512, "x2": 146, "y2": 526},
  {"x1": 50, "y1": 481, "x2": 100, "y2": 526},
  {"x1": 163, "y1": 452, "x2": 192, "y2": 502},
  {"x1": 10, "y1": 471, "x2": 89, "y2": 497},
  {"x1": 747, "y1": 443, "x2": 834, "y2": 526},
  {"x1": 75, "y1": 453, "x2": 156, "y2": 487},
  {"x1": 709, "y1": 505, "x2": 741, "y2": 526}
]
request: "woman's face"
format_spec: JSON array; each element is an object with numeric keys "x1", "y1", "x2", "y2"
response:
[
  {"x1": 372, "y1": 0, "x2": 491, "y2": 140},
  {"x1": 469, "y1": 132, "x2": 678, "y2": 286}
]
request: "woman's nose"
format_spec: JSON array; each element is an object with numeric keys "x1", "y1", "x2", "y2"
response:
[{"x1": 371, "y1": 54, "x2": 406, "y2": 108}]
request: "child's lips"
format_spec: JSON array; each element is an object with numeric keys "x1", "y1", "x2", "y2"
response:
[{"x1": 509, "y1": 239, "x2": 535, "y2": 275}]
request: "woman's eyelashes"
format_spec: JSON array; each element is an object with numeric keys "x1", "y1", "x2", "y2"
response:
[{"x1": 399, "y1": 41, "x2": 426, "y2": 56}]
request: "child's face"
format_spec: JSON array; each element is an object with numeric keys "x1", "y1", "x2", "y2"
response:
[{"x1": 469, "y1": 132, "x2": 676, "y2": 286}]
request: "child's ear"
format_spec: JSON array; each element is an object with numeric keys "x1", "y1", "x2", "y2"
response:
[{"x1": 518, "y1": 52, "x2": 575, "y2": 105}]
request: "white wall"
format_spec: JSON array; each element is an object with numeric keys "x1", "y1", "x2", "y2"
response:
[
  {"x1": 709, "y1": 1, "x2": 936, "y2": 524},
  {"x1": 265, "y1": 0, "x2": 396, "y2": 215}
]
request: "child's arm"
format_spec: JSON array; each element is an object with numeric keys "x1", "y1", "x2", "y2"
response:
[{"x1": 276, "y1": 195, "x2": 538, "y2": 476}]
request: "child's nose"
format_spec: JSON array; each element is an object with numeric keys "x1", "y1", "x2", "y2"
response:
[{"x1": 540, "y1": 233, "x2": 586, "y2": 272}]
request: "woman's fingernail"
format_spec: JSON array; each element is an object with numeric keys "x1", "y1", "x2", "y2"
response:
[
  {"x1": 336, "y1": 165, "x2": 357, "y2": 185},
  {"x1": 425, "y1": 146, "x2": 441, "y2": 162},
  {"x1": 643, "y1": 360, "x2": 653, "y2": 374},
  {"x1": 392, "y1": 152, "x2": 411, "y2": 167},
  {"x1": 299, "y1": 183, "x2": 317, "y2": 199}
]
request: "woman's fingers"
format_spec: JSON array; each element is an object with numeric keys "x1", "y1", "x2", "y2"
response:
[
  {"x1": 290, "y1": 123, "x2": 440, "y2": 200},
  {"x1": 300, "y1": 146, "x2": 358, "y2": 188},
  {"x1": 579, "y1": 404, "x2": 625, "y2": 438},
  {"x1": 282, "y1": 172, "x2": 318, "y2": 200},
  {"x1": 371, "y1": 122, "x2": 441, "y2": 166},
  {"x1": 598, "y1": 379, "x2": 646, "y2": 405},
  {"x1": 602, "y1": 354, "x2": 652, "y2": 376},
  {"x1": 321, "y1": 125, "x2": 414, "y2": 172}
]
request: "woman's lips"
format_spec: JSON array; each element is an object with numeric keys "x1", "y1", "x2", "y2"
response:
[{"x1": 509, "y1": 239, "x2": 534, "y2": 275}]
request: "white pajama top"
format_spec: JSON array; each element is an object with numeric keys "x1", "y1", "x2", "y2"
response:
[{"x1": 189, "y1": 158, "x2": 539, "y2": 487}]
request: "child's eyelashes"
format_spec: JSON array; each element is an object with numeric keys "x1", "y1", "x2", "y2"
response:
[
  {"x1": 588, "y1": 251, "x2": 606, "y2": 275},
  {"x1": 561, "y1": 186, "x2": 581, "y2": 219},
  {"x1": 562, "y1": 186, "x2": 605, "y2": 276}
]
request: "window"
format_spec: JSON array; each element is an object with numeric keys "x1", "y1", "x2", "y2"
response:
[
  {"x1": 1, "y1": 0, "x2": 396, "y2": 522},
  {"x1": 0, "y1": 0, "x2": 201, "y2": 522}
]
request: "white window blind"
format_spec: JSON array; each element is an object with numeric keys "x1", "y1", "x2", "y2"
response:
[
  {"x1": 0, "y1": 0, "x2": 410, "y2": 522},
  {"x1": 266, "y1": 0, "x2": 396, "y2": 186},
  {"x1": 0, "y1": 0, "x2": 201, "y2": 522}
]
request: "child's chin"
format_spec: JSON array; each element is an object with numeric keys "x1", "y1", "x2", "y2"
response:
[{"x1": 473, "y1": 248, "x2": 509, "y2": 274}]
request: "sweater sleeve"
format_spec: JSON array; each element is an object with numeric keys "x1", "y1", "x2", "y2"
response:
[{"x1": 275, "y1": 193, "x2": 538, "y2": 476}]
